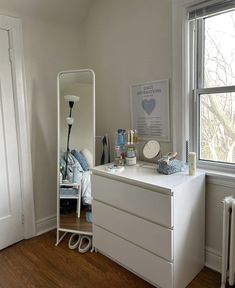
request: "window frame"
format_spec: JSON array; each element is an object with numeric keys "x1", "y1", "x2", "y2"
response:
[{"x1": 189, "y1": 9, "x2": 235, "y2": 172}]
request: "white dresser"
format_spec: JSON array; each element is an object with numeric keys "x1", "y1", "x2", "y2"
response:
[{"x1": 91, "y1": 163, "x2": 205, "y2": 288}]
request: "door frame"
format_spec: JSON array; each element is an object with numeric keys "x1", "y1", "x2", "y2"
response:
[{"x1": 0, "y1": 15, "x2": 35, "y2": 238}]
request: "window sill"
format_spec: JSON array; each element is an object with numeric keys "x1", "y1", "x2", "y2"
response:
[{"x1": 203, "y1": 169, "x2": 235, "y2": 188}]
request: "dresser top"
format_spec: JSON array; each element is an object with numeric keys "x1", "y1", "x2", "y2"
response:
[{"x1": 92, "y1": 162, "x2": 205, "y2": 195}]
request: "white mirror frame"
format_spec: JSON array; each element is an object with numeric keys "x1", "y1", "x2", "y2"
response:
[{"x1": 56, "y1": 69, "x2": 95, "y2": 240}]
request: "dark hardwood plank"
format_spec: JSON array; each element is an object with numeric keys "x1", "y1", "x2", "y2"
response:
[
  {"x1": 187, "y1": 266, "x2": 222, "y2": 288},
  {"x1": 0, "y1": 231, "x2": 223, "y2": 288}
]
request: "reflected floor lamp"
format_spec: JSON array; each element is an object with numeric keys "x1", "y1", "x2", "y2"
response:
[{"x1": 64, "y1": 95, "x2": 80, "y2": 179}]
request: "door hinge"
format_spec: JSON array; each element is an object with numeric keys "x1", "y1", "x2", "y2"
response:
[
  {"x1": 8, "y1": 48, "x2": 13, "y2": 63},
  {"x1": 21, "y1": 214, "x2": 24, "y2": 225}
]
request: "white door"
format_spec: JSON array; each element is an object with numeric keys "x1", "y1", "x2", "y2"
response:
[{"x1": 0, "y1": 28, "x2": 23, "y2": 249}]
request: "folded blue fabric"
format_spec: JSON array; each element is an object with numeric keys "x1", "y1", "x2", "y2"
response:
[{"x1": 71, "y1": 149, "x2": 90, "y2": 171}]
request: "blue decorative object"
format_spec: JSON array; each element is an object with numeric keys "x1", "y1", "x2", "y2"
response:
[
  {"x1": 158, "y1": 159, "x2": 182, "y2": 175},
  {"x1": 142, "y1": 98, "x2": 156, "y2": 115}
]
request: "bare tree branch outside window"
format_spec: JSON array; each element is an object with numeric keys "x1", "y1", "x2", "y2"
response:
[{"x1": 200, "y1": 10, "x2": 235, "y2": 164}]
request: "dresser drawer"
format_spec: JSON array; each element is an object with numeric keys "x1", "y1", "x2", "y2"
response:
[
  {"x1": 91, "y1": 174, "x2": 173, "y2": 227},
  {"x1": 94, "y1": 225, "x2": 173, "y2": 288},
  {"x1": 93, "y1": 200, "x2": 173, "y2": 261}
]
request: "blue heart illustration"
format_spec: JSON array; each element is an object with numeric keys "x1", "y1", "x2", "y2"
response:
[{"x1": 142, "y1": 98, "x2": 156, "y2": 115}]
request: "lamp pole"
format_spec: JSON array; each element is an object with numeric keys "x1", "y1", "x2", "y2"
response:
[
  {"x1": 64, "y1": 117, "x2": 74, "y2": 179},
  {"x1": 63, "y1": 95, "x2": 80, "y2": 180}
]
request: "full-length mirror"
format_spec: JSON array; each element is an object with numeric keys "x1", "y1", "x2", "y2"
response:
[{"x1": 56, "y1": 69, "x2": 95, "y2": 248}]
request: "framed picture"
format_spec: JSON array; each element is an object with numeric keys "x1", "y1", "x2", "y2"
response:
[{"x1": 130, "y1": 79, "x2": 170, "y2": 142}]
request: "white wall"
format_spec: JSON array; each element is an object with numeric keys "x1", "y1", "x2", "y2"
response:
[
  {"x1": 172, "y1": 0, "x2": 235, "y2": 272},
  {"x1": 82, "y1": 0, "x2": 173, "y2": 161},
  {"x1": 0, "y1": 2, "x2": 85, "y2": 231},
  {"x1": 25, "y1": 19, "x2": 83, "y2": 224}
]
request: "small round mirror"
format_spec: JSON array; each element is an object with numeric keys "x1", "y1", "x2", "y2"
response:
[{"x1": 143, "y1": 140, "x2": 160, "y2": 159}]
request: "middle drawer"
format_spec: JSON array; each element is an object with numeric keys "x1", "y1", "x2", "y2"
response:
[{"x1": 93, "y1": 200, "x2": 173, "y2": 261}]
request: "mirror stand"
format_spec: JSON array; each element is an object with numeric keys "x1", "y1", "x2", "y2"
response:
[{"x1": 56, "y1": 69, "x2": 95, "y2": 248}]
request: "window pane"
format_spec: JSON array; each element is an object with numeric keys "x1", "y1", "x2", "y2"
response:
[
  {"x1": 204, "y1": 10, "x2": 235, "y2": 88},
  {"x1": 199, "y1": 92, "x2": 235, "y2": 164}
]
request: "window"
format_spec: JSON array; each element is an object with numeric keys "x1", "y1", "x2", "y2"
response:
[{"x1": 188, "y1": 1, "x2": 235, "y2": 168}]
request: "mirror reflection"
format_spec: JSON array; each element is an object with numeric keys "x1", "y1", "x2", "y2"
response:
[
  {"x1": 59, "y1": 70, "x2": 94, "y2": 161},
  {"x1": 57, "y1": 69, "x2": 95, "y2": 247}
]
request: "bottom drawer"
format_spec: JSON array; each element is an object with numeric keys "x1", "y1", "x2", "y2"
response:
[
  {"x1": 93, "y1": 225, "x2": 173, "y2": 288},
  {"x1": 93, "y1": 200, "x2": 173, "y2": 260}
]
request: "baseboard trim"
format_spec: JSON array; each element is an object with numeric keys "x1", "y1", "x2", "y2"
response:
[
  {"x1": 36, "y1": 214, "x2": 57, "y2": 236},
  {"x1": 205, "y1": 246, "x2": 221, "y2": 273}
]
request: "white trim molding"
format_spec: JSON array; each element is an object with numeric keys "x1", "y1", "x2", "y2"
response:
[
  {"x1": 172, "y1": 0, "x2": 215, "y2": 159},
  {"x1": 205, "y1": 246, "x2": 221, "y2": 273},
  {"x1": 36, "y1": 214, "x2": 57, "y2": 236},
  {"x1": 0, "y1": 15, "x2": 35, "y2": 238},
  {"x1": 206, "y1": 172, "x2": 235, "y2": 188}
]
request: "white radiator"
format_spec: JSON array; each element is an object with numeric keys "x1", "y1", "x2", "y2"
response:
[{"x1": 221, "y1": 196, "x2": 235, "y2": 288}]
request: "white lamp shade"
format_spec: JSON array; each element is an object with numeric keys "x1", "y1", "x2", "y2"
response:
[
  {"x1": 64, "y1": 95, "x2": 80, "y2": 103},
  {"x1": 66, "y1": 117, "x2": 74, "y2": 125}
]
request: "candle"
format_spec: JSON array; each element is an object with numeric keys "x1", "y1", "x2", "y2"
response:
[{"x1": 188, "y1": 152, "x2": 196, "y2": 175}]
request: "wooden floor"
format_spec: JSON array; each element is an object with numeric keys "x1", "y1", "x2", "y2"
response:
[
  {"x1": 0, "y1": 230, "x2": 223, "y2": 288},
  {"x1": 60, "y1": 211, "x2": 92, "y2": 235}
]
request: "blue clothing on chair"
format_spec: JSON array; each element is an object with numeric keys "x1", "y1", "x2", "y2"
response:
[{"x1": 60, "y1": 151, "x2": 83, "y2": 182}]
